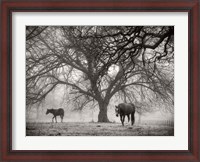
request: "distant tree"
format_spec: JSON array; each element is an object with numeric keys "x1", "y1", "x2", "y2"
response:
[{"x1": 26, "y1": 26, "x2": 174, "y2": 122}]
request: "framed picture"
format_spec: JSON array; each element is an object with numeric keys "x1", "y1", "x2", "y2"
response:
[{"x1": 1, "y1": 0, "x2": 199, "y2": 161}]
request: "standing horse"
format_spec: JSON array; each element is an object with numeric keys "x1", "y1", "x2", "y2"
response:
[
  {"x1": 46, "y1": 108, "x2": 64, "y2": 123},
  {"x1": 115, "y1": 103, "x2": 135, "y2": 126}
]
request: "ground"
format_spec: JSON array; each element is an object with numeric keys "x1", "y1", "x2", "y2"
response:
[{"x1": 26, "y1": 122, "x2": 174, "y2": 136}]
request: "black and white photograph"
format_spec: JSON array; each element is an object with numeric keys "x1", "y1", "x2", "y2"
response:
[{"x1": 26, "y1": 26, "x2": 174, "y2": 136}]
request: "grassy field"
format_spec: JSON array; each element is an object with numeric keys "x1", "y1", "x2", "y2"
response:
[{"x1": 26, "y1": 122, "x2": 174, "y2": 136}]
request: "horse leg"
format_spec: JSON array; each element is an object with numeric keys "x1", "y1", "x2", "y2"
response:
[
  {"x1": 120, "y1": 115, "x2": 124, "y2": 126},
  {"x1": 61, "y1": 115, "x2": 63, "y2": 122},
  {"x1": 127, "y1": 115, "x2": 130, "y2": 122},
  {"x1": 131, "y1": 112, "x2": 135, "y2": 126},
  {"x1": 55, "y1": 116, "x2": 57, "y2": 123},
  {"x1": 52, "y1": 116, "x2": 54, "y2": 123},
  {"x1": 122, "y1": 115, "x2": 125, "y2": 125}
]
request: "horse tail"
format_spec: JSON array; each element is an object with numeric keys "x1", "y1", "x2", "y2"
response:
[
  {"x1": 62, "y1": 109, "x2": 64, "y2": 117},
  {"x1": 131, "y1": 111, "x2": 135, "y2": 126}
]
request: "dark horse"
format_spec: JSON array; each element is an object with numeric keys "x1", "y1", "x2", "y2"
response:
[
  {"x1": 46, "y1": 108, "x2": 64, "y2": 123},
  {"x1": 115, "y1": 103, "x2": 135, "y2": 126}
]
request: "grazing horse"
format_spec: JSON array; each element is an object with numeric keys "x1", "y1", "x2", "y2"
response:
[
  {"x1": 115, "y1": 103, "x2": 135, "y2": 126},
  {"x1": 46, "y1": 108, "x2": 64, "y2": 123}
]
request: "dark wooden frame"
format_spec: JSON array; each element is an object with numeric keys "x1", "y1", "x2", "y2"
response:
[{"x1": 0, "y1": 0, "x2": 199, "y2": 161}]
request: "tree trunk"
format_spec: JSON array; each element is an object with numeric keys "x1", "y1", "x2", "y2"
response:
[{"x1": 98, "y1": 102, "x2": 109, "y2": 122}]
